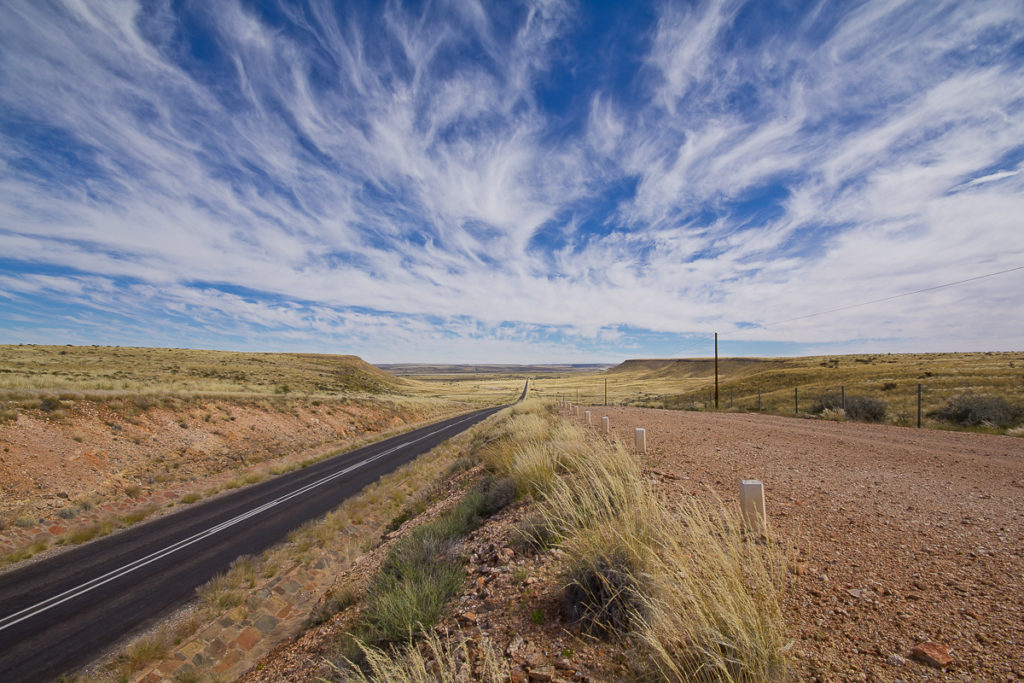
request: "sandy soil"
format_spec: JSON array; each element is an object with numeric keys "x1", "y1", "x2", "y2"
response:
[{"x1": 591, "y1": 407, "x2": 1024, "y2": 681}]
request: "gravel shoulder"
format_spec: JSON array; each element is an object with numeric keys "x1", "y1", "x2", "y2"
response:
[
  {"x1": 240, "y1": 406, "x2": 1023, "y2": 682},
  {"x1": 588, "y1": 406, "x2": 1024, "y2": 681}
]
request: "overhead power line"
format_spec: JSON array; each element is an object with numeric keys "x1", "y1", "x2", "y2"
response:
[
  {"x1": 672, "y1": 334, "x2": 713, "y2": 356},
  {"x1": 761, "y1": 264, "x2": 1024, "y2": 328}
]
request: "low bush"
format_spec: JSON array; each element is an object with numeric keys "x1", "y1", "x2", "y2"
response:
[
  {"x1": 845, "y1": 395, "x2": 887, "y2": 422},
  {"x1": 38, "y1": 397, "x2": 63, "y2": 412},
  {"x1": 474, "y1": 475, "x2": 518, "y2": 516},
  {"x1": 60, "y1": 524, "x2": 102, "y2": 545},
  {"x1": 363, "y1": 558, "x2": 464, "y2": 642},
  {"x1": 118, "y1": 505, "x2": 157, "y2": 526},
  {"x1": 810, "y1": 392, "x2": 887, "y2": 422},
  {"x1": 562, "y1": 549, "x2": 645, "y2": 635},
  {"x1": 930, "y1": 393, "x2": 1021, "y2": 428}
]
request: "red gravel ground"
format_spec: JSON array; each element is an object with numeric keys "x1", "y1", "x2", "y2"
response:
[{"x1": 581, "y1": 406, "x2": 1024, "y2": 682}]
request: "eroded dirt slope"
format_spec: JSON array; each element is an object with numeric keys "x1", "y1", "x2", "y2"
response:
[{"x1": 0, "y1": 397, "x2": 451, "y2": 529}]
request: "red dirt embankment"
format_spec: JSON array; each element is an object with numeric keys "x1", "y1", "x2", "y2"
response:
[
  {"x1": 581, "y1": 407, "x2": 1024, "y2": 681},
  {"x1": 0, "y1": 397, "x2": 452, "y2": 558}
]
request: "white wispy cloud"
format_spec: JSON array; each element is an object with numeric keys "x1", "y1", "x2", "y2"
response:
[{"x1": 0, "y1": 0, "x2": 1022, "y2": 360}]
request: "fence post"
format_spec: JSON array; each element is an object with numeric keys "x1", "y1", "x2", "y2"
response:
[
  {"x1": 841, "y1": 385, "x2": 846, "y2": 412},
  {"x1": 740, "y1": 480, "x2": 767, "y2": 532},
  {"x1": 917, "y1": 383, "x2": 922, "y2": 428},
  {"x1": 758, "y1": 388, "x2": 761, "y2": 411},
  {"x1": 730, "y1": 390, "x2": 733, "y2": 409},
  {"x1": 794, "y1": 387, "x2": 799, "y2": 414},
  {"x1": 602, "y1": 416, "x2": 609, "y2": 434},
  {"x1": 634, "y1": 427, "x2": 646, "y2": 454}
]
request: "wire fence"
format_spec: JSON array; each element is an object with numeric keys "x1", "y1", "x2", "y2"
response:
[{"x1": 551, "y1": 381, "x2": 1024, "y2": 432}]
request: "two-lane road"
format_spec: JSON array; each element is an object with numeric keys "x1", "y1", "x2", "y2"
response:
[{"x1": 0, "y1": 382, "x2": 525, "y2": 681}]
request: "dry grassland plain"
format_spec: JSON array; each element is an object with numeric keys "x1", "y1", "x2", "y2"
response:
[{"x1": 528, "y1": 352, "x2": 1024, "y2": 433}]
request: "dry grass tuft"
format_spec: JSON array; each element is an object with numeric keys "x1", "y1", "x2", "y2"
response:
[
  {"x1": 197, "y1": 555, "x2": 261, "y2": 611},
  {"x1": 634, "y1": 494, "x2": 789, "y2": 682},
  {"x1": 511, "y1": 415, "x2": 790, "y2": 681},
  {"x1": 328, "y1": 628, "x2": 509, "y2": 683}
]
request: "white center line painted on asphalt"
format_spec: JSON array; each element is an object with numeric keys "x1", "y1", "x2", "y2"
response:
[{"x1": 0, "y1": 413, "x2": 482, "y2": 633}]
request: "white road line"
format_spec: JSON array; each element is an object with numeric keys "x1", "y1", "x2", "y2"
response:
[{"x1": 0, "y1": 412, "x2": 482, "y2": 633}]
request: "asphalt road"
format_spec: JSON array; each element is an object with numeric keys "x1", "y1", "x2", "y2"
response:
[{"x1": 0, "y1": 384, "x2": 524, "y2": 681}]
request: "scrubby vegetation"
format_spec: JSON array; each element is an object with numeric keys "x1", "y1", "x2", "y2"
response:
[
  {"x1": 477, "y1": 401, "x2": 789, "y2": 681},
  {"x1": 810, "y1": 392, "x2": 888, "y2": 422},
  {"x1": 99, "y1": 400, "x2": 787, "y2": 681},
  {"x1": 930, "y1": 393, "x2": 1022, "y2": 428},
  {"x1": 533, "y1": 351, "x2": 1024, "y2": 433},
  {"x1": 350, "y1": 473, "x2": 518, "y2": 647}
]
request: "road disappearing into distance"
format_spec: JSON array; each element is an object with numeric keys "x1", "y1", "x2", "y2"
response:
[{"x1": 0, "y1": 381, "x2": 526, "y2": 681}]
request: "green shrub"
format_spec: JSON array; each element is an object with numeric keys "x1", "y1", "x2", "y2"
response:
[
  {"x1": 360, "y1": 474, "x2": 513, "y2": 645},
  {"x1": 363, "y1": 560, "x2": 463, "y2": 642},
  {"x1": 931, "y1": 393, "x2": 1021, "y2": 427},
  {"x1": 845, "y1": 395, "x2": 887, "y2": 422},
  {"x1": 811, "y1": 392, "x2": 886, "y2": 422}
]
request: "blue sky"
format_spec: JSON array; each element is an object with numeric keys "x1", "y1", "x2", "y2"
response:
[{"x1": 1, "y1": 0, "x2": 1022, "y2": 363}]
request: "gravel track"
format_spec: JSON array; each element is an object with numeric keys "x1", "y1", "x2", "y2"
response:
[{"x1": 574, "y1": 406, "x2": 1024, "y2": 681}]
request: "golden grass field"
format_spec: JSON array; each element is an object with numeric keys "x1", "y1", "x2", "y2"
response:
[
  {"x1": 2, "y1": 345, "x2": 1020, "y2": 430},
  {"x1": 0, "y1": 345, "x2": 523, "y2": 409},
  {"x1": 526, "y1": 352, "x2": 1024, "y2": 430},
  {"x1": 0, "y1": 345, "x2": 404, "y2": 397}
]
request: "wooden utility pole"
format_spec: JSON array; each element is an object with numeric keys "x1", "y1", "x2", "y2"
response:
[
  {"x1": 921, "y1": 385, "x2": 929, "y2": 428},
  {"x1": 714, "y1": 332, "x2": 719, "y2": 409},
  {"x1": 604, "y1": 378, "x2": 608, "y2": 406}
]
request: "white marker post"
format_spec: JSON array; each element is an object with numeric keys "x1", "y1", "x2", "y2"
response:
[
  {"x1": 739, "y1": 479, "x2": 766, "y2": 533},
  {"x1": 601, "y1": 416, "x2": 609, "y2": 434},
  {"x1": 634, "y1": 427, "x2": 646, "y2": 454},
  {"x1": 584, "y1": 410, "x2": 592, "y2": 425}
]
